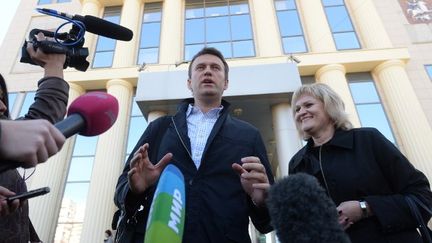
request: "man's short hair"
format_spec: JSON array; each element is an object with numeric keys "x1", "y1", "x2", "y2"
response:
[{"x1": 188, "y1": 47, "x2": 229, "y2": 80}]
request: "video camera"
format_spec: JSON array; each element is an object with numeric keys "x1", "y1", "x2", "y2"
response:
[{"x1": 20, "y1": 8, "x2": 133, "y2": 72}]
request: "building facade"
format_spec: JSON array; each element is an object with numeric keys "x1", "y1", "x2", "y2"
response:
[{"x1": 1, "y1": 0, "x2": 432, "y2": 242}]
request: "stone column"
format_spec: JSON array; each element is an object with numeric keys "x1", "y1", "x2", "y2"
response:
[
  {"x1": 250, "y1": 0, "x2": 281, "y2": 57},
  {"x1": 373, "y1": 60, "x2": 432, "y2": 179},
  {"x1": 79, "y1": 79, "x2": 133, "y2": 243},
  {"x1": 159, "y1": 0, "x2": 182, "y2": 64},
  {"x1": 345, "y1": 0, "x2": 392, "y2": 49},
  {"x1": 113, "y1": 0, "x2": 142, "y2": 67},
  {"x1": 80, "y1": 0, "x2": 102, "y2": 52},
  {"x1": 297, "y1": 0, "x2": 336, "y2": 52},
  {"x1": 271, "y1": 103, "x2": 303, "y2": 177},
  {"x1": 29, "y1": 83, "x2": 85, "y2": 242},
  {"x1": 316, "y1": 64, "x2": 361, "y2": 127}
]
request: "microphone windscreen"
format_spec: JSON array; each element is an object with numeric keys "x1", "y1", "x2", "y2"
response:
[
  {"x1": 267, "y1": 173, "x2": 350, "y2": 243},
  {"x1": 68, "y1": 91, "x2": 119, "y2": 136},
  {"x1": 145, "y1": 164, "x2": 185, "y2": 243},
  {"x1": 82, "y1": 15, "x2": 133, "y2": 41}
]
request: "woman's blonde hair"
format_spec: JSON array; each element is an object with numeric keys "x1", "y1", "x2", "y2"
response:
[{"x1": 291, "y1": 83, "x2": 353, "y2": 139}]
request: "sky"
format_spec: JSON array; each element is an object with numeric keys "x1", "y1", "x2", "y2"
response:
[{"x1": 0, "y1": 1, "x2": 20, "y2": 46}]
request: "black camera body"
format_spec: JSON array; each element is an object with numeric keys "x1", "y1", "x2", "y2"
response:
[{"x1": 20, "y1": 28, "x2": 89, "y2": 72}]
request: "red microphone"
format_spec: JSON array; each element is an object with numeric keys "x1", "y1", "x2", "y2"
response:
[
  {"x1": 55, "y1": 91, "x2": 119, "y2": 138},
  {"x1": 0, "y1": 92, "x2": 118, "y2": 173}
]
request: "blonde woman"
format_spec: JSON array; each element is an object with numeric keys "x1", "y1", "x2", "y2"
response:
[{"x1": 289, "y1": 83, "x2": 432, "y2": 243}]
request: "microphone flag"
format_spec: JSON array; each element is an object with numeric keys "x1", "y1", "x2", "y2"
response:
[{"x1": 144, "y1": 164, "x2": 186, "y2": 243}]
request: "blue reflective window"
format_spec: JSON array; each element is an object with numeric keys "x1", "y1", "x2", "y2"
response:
[
  {"x1": 230, "y1": 2, "x2": 249, "y2": 14},
  {"x1": 425, "y1": 65, "x2": 432, "y2": 80},
  {"x1": 334, "y1": 32, "x2": 360, "y2": 50},
  {"x1": 282, "y1": 36, "x2": 307, "y2": 53},
  {"x1": 184, "y1": 0, "x2": 254, "y2": 60},
  {"x1": 185, "y1": 44, "x2": 205, "y2": 60},
  {"x1": 356, "y1": 104, "x2": 395, "y2": 143},
  {"x1": 205, "y1": 3, "x2": 229, "y2": 17},
  {"x1": 67, "y1": 157, "x2": 94, "y2": 182},
  {"x1": 350, "y1": 82, "x2": 379, "y2": 103},
  {"x1": 127, "y1": 116, "x2": 147, "y2": 154},
  {"x1": 126, "y1": 97, "x2": 148, "y2": 156},
  {"x1": 72, "y1": 136, "x2": 98, "y2": 156},
  {"x1": 19, "y1": 92, "x2": 35, "y2": 117},
  {"x1": 322, "y1": 0, "x2": 360, "y2": 50},
  {"x1": 277, "y1": 11, "x2": 303, "y2": 36},
  {"x1": 138, "y1": 48, "x2": 159, "y2": 65},
  {"x1": 62, "y1": 183, "x2": 90, "y2": 206},
  {"x1": 322, "y1": 0, "x2": 344, "y2": 6},
  {"x1": 208, "y1": 42, "x2": 232, "y2": 58},
  {"x1": 185, "y1": 19, "x2": 206, "y2": 44},
  {"x1": 275, "y1": 0, "x2": 307, "y2": 54},
  {"x1": 95, "y1": 38, "x2": 116, "y2": 52},
  {"x1": 232, "y1": 40, "x2": 254, "y2": 57},
  {"x1": 92, "y1": 7, "x2": 121, "y2": 68},
  {"x1": 348, "y1": 74, "x2": 396, "y2": 144},
  {"x1": 275, "y1": 0, "x2": 296, "y2": 10},
  {"x1": 7, "y1": 93, "x2": 17, "y2": 112},
  {"x1": 37, "y1": 0, "x2": 52, "y2": 4},
  {"x1": 325, "y1": 6, "x2": 353, "y2": 32},
  {"x1": 231, "y1": 15, "x2": 253, "y2": 40},
  {"x1": 57, "y1": 0, "x2": 71, "y2": 3},
  {"x1": 206, "y1": 17, "x2": 230, "y2": 42},
  {"x1": 140, "y1": 23, "x2": 161, "y2": 48},
  {"x1": 93, "y1": 52, "x2": 114, "y2": 68},
  {"x1": 186, "y1": 2, "x2": 205, "y2": 19},
  {"x1": 137, "y1": 3, "x2": 162, "y2": 65}
]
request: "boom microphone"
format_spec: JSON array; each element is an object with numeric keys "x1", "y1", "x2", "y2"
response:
[
  {"x1": 38, "y1": 8, "x2": 133, "y2": 41},
  {"x1": 144, "y1": 164, "x2": 186, "y2": 243},
  {"x1": 55, "y1": 91, "x2": 119, "y2": 138},
  {"x1": 267, "y1": 173, "x2": 350, "y2": 243}
]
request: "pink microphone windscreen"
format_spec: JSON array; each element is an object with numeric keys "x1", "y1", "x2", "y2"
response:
[{"x1": 68, "y1": 91, "x2": 119, "y2": 136}]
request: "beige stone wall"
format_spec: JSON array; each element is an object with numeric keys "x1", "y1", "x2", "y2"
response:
[{"x1": 373, "y1": 0, "x2": 432, "y2": 127}]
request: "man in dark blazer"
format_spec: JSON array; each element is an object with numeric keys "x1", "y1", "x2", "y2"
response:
[{"x1": 114, "y1": 47, "x2": 274, "y2": 243}]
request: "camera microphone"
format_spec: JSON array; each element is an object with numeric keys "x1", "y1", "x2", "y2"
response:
[{"x1": 38, "y1": 8, "x2": 133, "y2": 41}]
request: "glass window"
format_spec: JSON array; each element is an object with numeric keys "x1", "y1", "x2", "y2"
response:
[
  {"x1": 425, "y1": 65, "x2": 432, "y2": 80},
  {"x1": 184, "y1": 0, "x2": 255, "y2": 60},
  {"x1": 274, "y1": 0, "x2": 307, "y2": 54},
  {"x1": 55, "y1": 129, "x2": 98, "y2": 242},
  {"x1": 322, "y1": 0, "x2": 344, "y2": 7},
  {"x1": 348, "y1": 74, "x2": 396, "y2": 144},
  {"x1": 322, "y1": 0, "x2": 360, "y2": 50},
  {"x1": 19, "y1": 92, "x2": 35, "y2": 117},
  {"x1": 7, "y1": 93, "x2": 17, "y2": 112},
  {"x1": 137, "y1": 2, "x2": 163, "y2": 65},
  {"x1": 333, "y1": 32, "x2": 360, "y2": 50},
  {"x1": 185, "y1": 19, "x2": 205, "y2": 44},
  {"x1": 37, "y1": 0, "x2": 52, "y2": 4},
  {"x1": 92, "y1": 7, "x2": 121, "y2": 68},
  {"x1": 126, "y1": 97, "x2": 148, "y2": 156}
]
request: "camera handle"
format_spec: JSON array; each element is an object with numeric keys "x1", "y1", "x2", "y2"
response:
[{"x1": 20, "y1": 29, "x2": 69, "y2": 68}]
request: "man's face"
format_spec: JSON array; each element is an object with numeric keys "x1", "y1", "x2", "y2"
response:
[{"x1": 187, "y1": 54, "x2": 228, "y2": 101}]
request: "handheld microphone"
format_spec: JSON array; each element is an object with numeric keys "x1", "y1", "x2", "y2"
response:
[
  {"x1": 38, "y1": 8, "x2": 133, "y2": 41},
  {"x1": 144, "y1": 164, "x2": 186, "y2": 243},
  {"x1": 55, "y1": 91, "x2": 119, "y2": 138},
  {"x1": 267, "y1": 173, "x2": 350, "y2": 243},
  {"x1": 0, "y1": 92, "x2": 118, "y2": 173}
]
